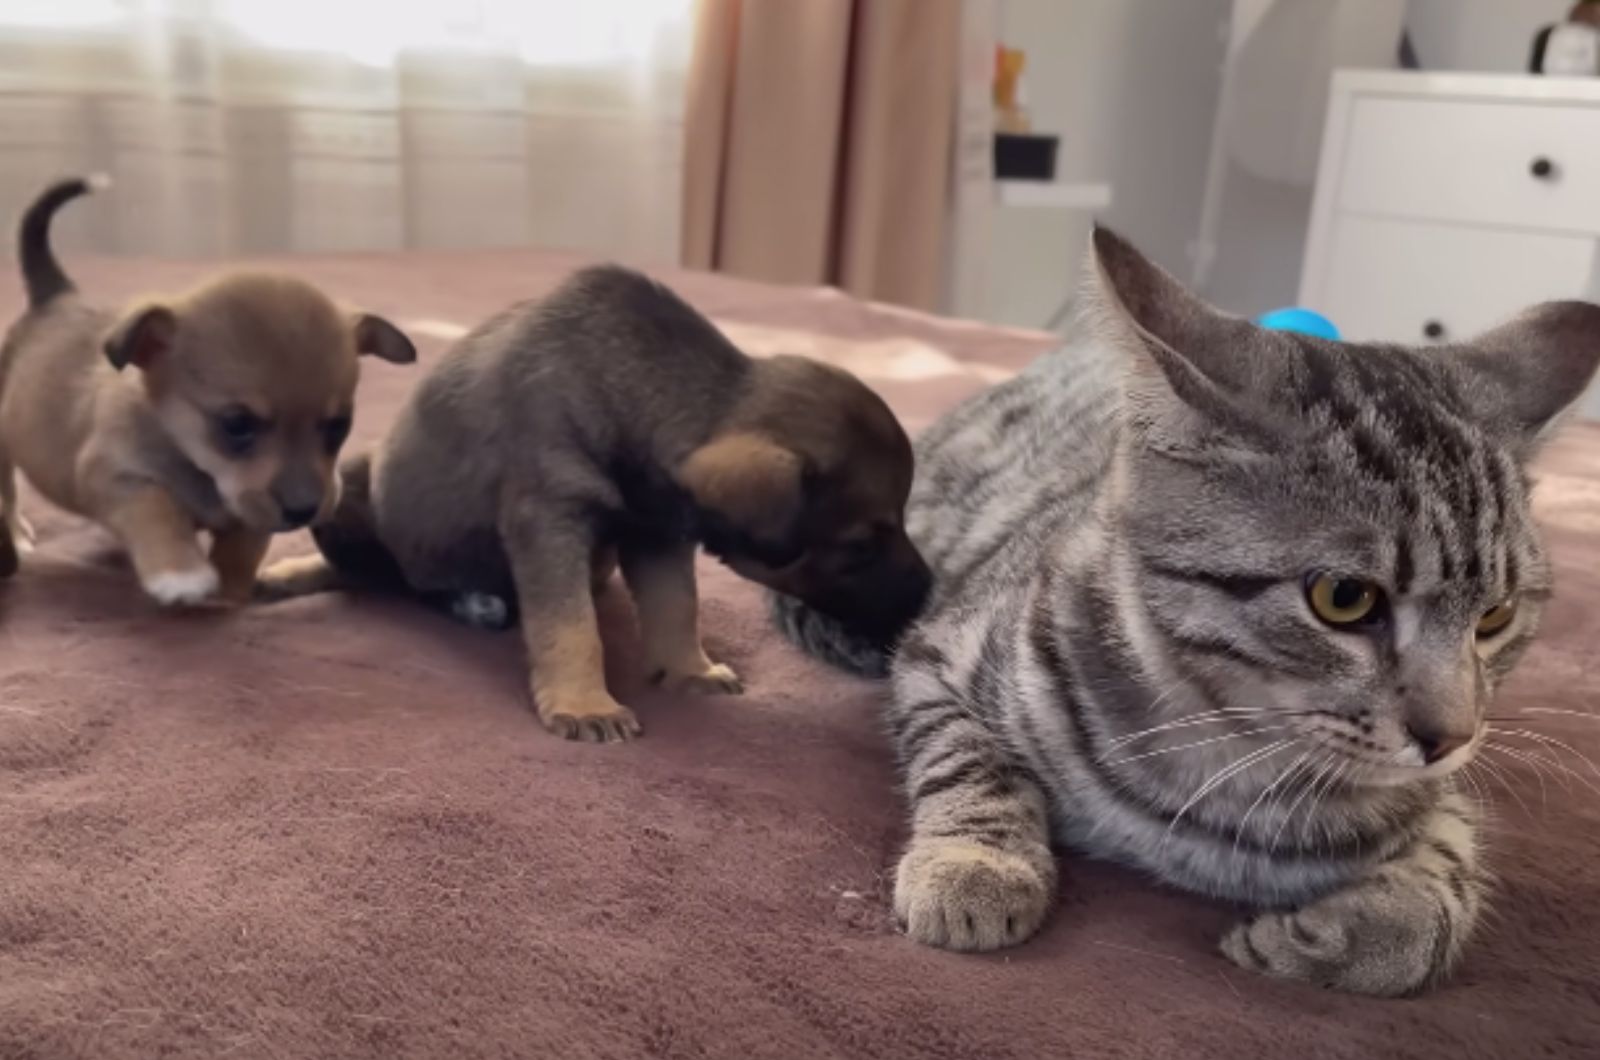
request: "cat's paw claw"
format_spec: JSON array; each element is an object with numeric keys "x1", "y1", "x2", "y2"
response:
[{"x1": 894, "y1": 839, "x2": 1056, "y2": 952}]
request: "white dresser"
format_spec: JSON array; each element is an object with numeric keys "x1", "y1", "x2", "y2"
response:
[{"x1": 1300, "y1": 70, "x2": 1600, "y2": 413}]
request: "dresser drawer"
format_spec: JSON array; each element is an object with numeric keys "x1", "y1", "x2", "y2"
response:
[
  {"x1": 1318, "y1": 215, "x2": 1600, "y2": 344},
  {"x1": 1339, "y1": 96, "x2": 1600, "y2": 234}
]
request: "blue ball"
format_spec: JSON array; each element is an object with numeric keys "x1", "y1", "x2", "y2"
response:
[{"x1": 1257, "y1": 307, "x2": 1340, "y2": 341}]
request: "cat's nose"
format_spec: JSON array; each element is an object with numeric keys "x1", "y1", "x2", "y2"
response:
[{"x1": 1407, "y1": 723, "x2": 1472, "y2": 765}]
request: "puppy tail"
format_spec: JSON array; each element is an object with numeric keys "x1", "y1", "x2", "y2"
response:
[
  {"x1": 767, "y1": 591, "x2": 890, "y2": 678},
  {"x1": 18, "y1": 174, "x2": 109, "y2": 310},
  {"x1": 309, "y1": 450, "x2": 408, "y2": 588}
]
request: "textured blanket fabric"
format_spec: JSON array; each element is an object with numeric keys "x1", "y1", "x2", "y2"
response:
[{"x1": 1, "y1": 252, "x2": 1598, "y2": 1059}]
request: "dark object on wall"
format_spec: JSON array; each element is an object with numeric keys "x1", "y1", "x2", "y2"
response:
[
  {"x1": 1531, "y1": 1, "x2": 1600, "y2": 74},
  {"x1": 993, "y1": 133, "x2": 1057, "y2": 181},
  {"x1": 1398, "y1": 29, "x2": 1420, "y2": 70}
]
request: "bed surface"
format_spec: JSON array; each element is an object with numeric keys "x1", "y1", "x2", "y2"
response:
[{"x1": 2, "y1": 251, "x2": 1598, "y2": 1059}]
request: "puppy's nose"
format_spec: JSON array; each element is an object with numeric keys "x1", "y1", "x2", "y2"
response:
[
  {"x1": 1407, "y1": 723, "x2": 1472, "y2": 765},
  {"x1": 281, "y1": 504, "x2": 319, "y2": 529}
]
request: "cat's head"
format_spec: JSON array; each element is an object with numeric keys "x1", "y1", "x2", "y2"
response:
[{"x1": 1089, "y1": 226, "x2": 1600, "y2": 786}]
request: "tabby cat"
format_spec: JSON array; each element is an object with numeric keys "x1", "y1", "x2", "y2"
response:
[{"x1": 772, "y1": 228, "x2": 1600, "y2": 995}]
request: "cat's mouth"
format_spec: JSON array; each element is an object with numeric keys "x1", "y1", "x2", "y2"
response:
[{"x1": 1317, "y1": 725, "x2": 1484, "y2": 788}]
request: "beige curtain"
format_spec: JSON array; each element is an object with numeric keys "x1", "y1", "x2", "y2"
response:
[
  {"x1": 0, "y1": 3, "x2": 693, "y2": 262},
  {"x1": 682, "y1": 0, "x2": 962, "y2": 311}
]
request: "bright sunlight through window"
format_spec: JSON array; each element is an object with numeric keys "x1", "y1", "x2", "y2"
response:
[{"x1": 218, "y1": 0, "x2": 694, "y2": 67}]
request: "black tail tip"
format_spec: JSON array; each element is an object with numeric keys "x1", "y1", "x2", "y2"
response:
[{"x1": 19, "y1": 173, "x2": 111, "y2": 309}]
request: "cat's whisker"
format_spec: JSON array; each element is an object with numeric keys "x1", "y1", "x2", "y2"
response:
[
  {"x1": 1260, "y1": 751, "x2": 1321, "y2": 843},
  {"x1": 1485, "y1": 732, "x2": 1571, "y2": 800},
  {"x1": 1298, "y1": 759, "x2": 1349, "y2": 848},
  {"x1": 1232, "y1": 745, "x2": 1311, "y2": 859},
  {"x1": 1516, "y1": 707, "x2": 1600, "y2": 722},
  {"x1": 1475, "y1": 750, "x2": 1534, "y2": 818},
  {"x1": 1107, "y1": 725, "x2": 1291, "y2": 764},
  {"x1": 1491, "y1": 727, "x2": 1600, "y2": 783},
  {"x1": 1485, "y1": 742, "x2": 1554, "y2": 808},
  {"x1": 1162, "y1": 739, "x2": 1295, "y2": 847},
  {"x1": 1271, "y1": 753, "x2": 1337, "y2": 853},
  {"x1": 1103, "y1": 707, "x2": 1273, "y2": 751},
  {"x1": 1486, "y1": 739, "x2": 1600, "y2": 801},
  {"x1": 1456, "y1": 765, "x2": 1489, "y2": 821}
]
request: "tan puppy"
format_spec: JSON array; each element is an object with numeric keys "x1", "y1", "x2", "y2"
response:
[
  {"x1": 261, "y1": 266, "x2": 931, "y2": 741},
  {"x1": 0, "y1": 177, "x2": 415, "y2": 604}
]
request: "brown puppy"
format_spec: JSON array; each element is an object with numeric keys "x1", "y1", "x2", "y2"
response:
[
  {"x1": 260, "y1": 266, "x2": 931, "y2": 741},
  {"x1": 0, "y1": 177, "x2": 415, "y2": 604}
]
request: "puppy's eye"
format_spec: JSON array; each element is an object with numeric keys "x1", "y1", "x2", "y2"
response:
[
  {"x1": 321, "y1": 415, "x2": 352, "y2": 453},
  {"x1": 1306, "y1": 573, "x2": 1385, "y2": 628},
  {"x1": 215, "y1": 407, "x2": 262, "y2": 456},
  {"x1": 1476, "y1": 599, "x2": 1517, "y2": 639}
]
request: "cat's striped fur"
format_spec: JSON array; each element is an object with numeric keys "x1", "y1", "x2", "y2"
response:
[{"x1": 772, "y1": 229, "x2": 1600, "y2": 995}]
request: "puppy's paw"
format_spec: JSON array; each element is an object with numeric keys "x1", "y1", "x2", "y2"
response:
[
  {"x1": 142, "y1": 564, "x2": 221, "y2": 607},
  {"x1": 894, "y1": 839, "x2": 1056, "y2": 952},
  {"x1": 539, "y1": 695, "x2": 642, "y2": 744},
  {"x1": 653, "y1": 660, "x2": 743, "y2": 696},
  {"x1": 11, "y1": 514, "x2": 35, "y2": 551},
  {"x1": 255, "y1": 555, "x2": 337, "y2": 602}
]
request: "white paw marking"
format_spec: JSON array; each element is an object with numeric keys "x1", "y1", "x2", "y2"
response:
[
  {"x1": 144, "y1": 565, "x2": 220, "y2": 606},
  {"x1": 399, "y1": 318, "x2": 469, "y2": 340},
  {"x1": 451, "y1": 592, "x2": 508, "y2": 628}
]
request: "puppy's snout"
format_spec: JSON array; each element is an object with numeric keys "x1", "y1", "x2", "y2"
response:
[
  {"x1": 281, "y1": 503, "x2": 319, "y2": 529},
  {"x1": 271, "y1": 468, "x2": 326, "y2": 530},
  {"x1": 880, "y1": 550, "x2": 933, "y2": 631},
  {"x1": 819, "y1": 539, "x2": 932, "y2": 648}
]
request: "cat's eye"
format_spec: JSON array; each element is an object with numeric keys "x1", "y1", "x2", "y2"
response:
[
  {"x1": 1476, "y1": 600, "x2": 1517, "y2": 639},
  {"x1": 1306, "y1": 573, "x2": 1384, "y2": 628}
]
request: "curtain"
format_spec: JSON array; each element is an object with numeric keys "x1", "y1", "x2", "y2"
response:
[
  {"x1": 0, "y1": 1, "x2": 693, "y2": 262},
  {"x1": 681, "y1": 0, "x2": 962, "y2": 311}
]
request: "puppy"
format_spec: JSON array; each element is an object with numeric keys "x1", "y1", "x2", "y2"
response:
[
  {"x1": 260, "y1": 266, "x2": 932, "y2": 741},
  {"x1": 0, "y1": 176, "x2": 415, "y2": 603}
]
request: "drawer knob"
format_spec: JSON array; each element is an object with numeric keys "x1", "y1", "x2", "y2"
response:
[
  {"x1": 1423, "y1": 320, "x2": 1446, "y2": 340},
  {"x1": 1530, "y1": 156, "x2": 1555, "y2": 179}
]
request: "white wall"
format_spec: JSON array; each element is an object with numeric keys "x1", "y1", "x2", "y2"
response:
[
  {"x1": 988, "y1": 0, "x2": 1230, "y2": 329},
  {"x1": 984, "y1": 0, "x2": 1577, "y2": 328},
  {"x1": 1202, "y1": 0, "x2": 1572, "y2": 318},
  {"x1": 1406, "y1": 0, "x2": 1570, "y2": 73}
]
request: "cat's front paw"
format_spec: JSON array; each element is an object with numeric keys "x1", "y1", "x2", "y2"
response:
[
  {"x1": 1221, "y1": 893, "x2": 1444, "y2": 997},
  {"x1": 894, "y1": 839, "x2": 1056, "y2": 952}
]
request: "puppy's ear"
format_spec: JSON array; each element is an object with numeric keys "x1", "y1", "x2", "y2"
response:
[
  {"x1": 677, "y1": 432, "x2": 805, "y2": 547},
  {"x1": 352, "y1": 313, "x2": 416, "y2": 365},
  {"x1": 103, "y1": 303, "x2": 177, "y2": 371}
]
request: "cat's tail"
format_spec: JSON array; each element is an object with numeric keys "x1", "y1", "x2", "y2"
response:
[{"x1": 767, "y1": 591, "x2": 891, "y2": 679}]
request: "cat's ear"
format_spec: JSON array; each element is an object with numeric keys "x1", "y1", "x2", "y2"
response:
[
  {"x1": 1087, "y1": 226, "x2": 1276, "y2": 449},
  {"x1": 1448, "y1": 301, "x2": 1600, "y2": 456}
]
